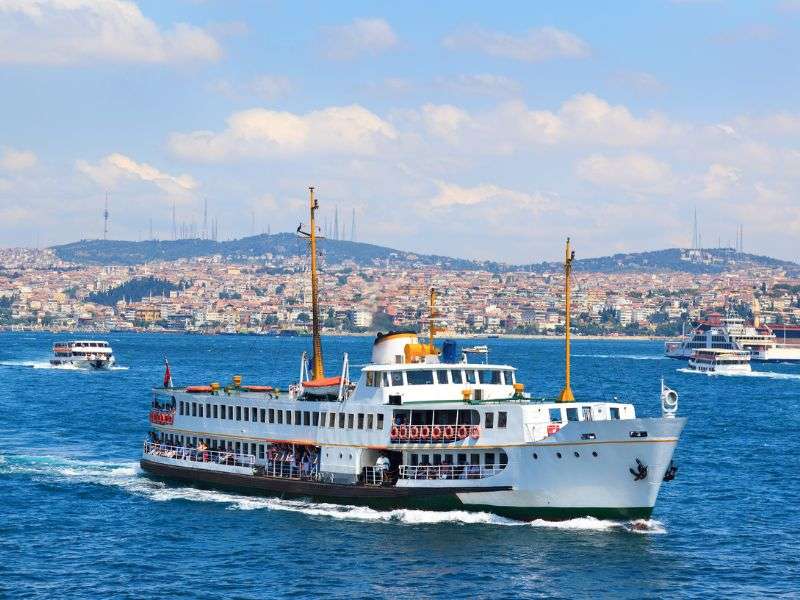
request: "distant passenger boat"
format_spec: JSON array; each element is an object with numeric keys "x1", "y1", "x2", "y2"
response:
[
  {"x1": 50, "y1": 340, "x2": 115, "y2": 369},
  {"x1": 687, "y1": 349, "x2": 751, "y2": 374}
]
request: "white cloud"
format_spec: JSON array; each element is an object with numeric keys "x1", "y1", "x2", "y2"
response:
[
  {"x1": 700, "y1": 163, "x2": 740, "y2": 199},
  {"x1": 442, "y1": 26, "x2": 589, "y2": 62},
  {"x1": 429, "y1": 181, "x2": 551, "y2": 210},
  {"x1": 420, "y1": 104, "x2": 473, "y2": 141},
  {"x1": 576, "y1": 154, "x2": 674, "y2": 194},
  {"x1": 76, "y1": 153, "x2": 197, "y2": 196},
  {"x1": 0, "y1": 0, "x2": 221, "y2": 65},
  {"x1": 168, "y1": 105, "x2": 397, "y2": 161},
  {"x1": 0, "y1": 147, "x2": 37, "y2": 170},
  {"x1": 321, "y1": 18, "x2": 397, "y2": 60}
]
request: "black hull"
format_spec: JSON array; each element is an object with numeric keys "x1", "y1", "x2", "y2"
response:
[{"x1": 139, "y1": 459, "x2": 653, "y2": 521}]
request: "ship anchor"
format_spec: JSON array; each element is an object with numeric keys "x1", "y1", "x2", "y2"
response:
[
  {"x1": 662, "y1": 460, "x2": 678, "y2": 482},
  {"x1": 630, "y1": 458, "x2": 648, "y2": 481}
]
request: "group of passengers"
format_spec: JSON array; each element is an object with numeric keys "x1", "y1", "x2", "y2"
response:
[
  {"x1": 266, "y1": 444, "x2": 319, "y2": 479},
  {"x1": 145, "y1": 432, "x2": 250, "y2": 467}
]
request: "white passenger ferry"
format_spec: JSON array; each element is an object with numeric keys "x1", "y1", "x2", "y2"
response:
[
  {"x1": 139, "y1": 191, "x2": 685, "y2": 521},
  {"x1": 687, "y1": 349, "x2": 751, "y2": 374},
  {"x1": 665, "y1": 313, "x2": 800, "y2": 362},
  {"x1": 50, "y1": 340, "x2": 115, "y2": 369}
]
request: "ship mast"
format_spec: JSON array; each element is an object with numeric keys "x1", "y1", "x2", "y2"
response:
[
  {"x1": 297, "y1": 187, "x2": 324, "y2": 380},
  {"x1": 428, "y1": 287, "x2": 438, "y2": 352},
  {"x1": 557, "y1": 237, "x2": 575, "y2": 403}
]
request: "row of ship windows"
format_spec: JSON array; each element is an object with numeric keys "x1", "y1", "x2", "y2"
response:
[
  {"x1": 550, "y1": 406, "x2": 621, "y2": 422},
  {"x1": 179, "y1": 400, "x2": 385, "y2": 431},
  {"x1": 409, "y1": 452, "x2": 508, "y2": 467},
  {"x1": 365, "y1": 369, "x2": 514, "y2": 387}
]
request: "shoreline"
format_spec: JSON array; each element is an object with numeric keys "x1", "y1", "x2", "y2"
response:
[{"x1": 0, "y1": 328, "x2": 668, "y2": 341}]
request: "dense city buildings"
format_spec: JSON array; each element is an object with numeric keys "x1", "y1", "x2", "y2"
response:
[{"x1": 1, "y1": 247, "x2": 798, "y2": 337}]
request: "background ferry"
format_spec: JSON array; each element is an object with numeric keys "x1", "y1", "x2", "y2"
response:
[
  {"x1": 665, "y1": 313, "x2": 800, "y2": 362},
  {"x1": 687, "y1": 349, "x2": 751, "y2": 374},
  {"x1": 50, "y1": 340, "x2": 115, "y2": 369}
]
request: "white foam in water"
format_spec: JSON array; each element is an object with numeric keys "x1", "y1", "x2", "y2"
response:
[
  {"x1": 0, "y1": 360, "x2": 127, "y2": 371},
  {"x1": 677, "y1": 367, "x2": 800, "y2": 380},
  {"x1": 1, "y1": 453, "x2": 664, "y2": 533}
]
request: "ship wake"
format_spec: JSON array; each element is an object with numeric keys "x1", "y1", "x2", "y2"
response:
[
  {"x1": 1, "y1": 453, "x2": 665, "y2": 534},
  {"x1": 677, "y1": 367, "x2": 800, "y2": 380}
]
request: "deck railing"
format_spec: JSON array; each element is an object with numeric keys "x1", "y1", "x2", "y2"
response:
[
  {"x1": 143, "y1": 441, "x2": 254, "y2": 468},
  {"x1": 398, "y1": 464, "x2": 503, "y2": 481},
  {"x1": 262, "y1": 460, "x2": 319, "y2": 480}
]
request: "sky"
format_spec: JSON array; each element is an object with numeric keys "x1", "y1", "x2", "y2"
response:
[{"x1": 1, "y1": 0, "x2": 800, "y2": 263}]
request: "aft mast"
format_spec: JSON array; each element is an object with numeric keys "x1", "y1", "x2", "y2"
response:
[
  {"x1": 557, "y1": 237, "x2": 575, "y2": 403},
  {"x1": 297, "y1": 186, "x2": 324, "y2": 380}
]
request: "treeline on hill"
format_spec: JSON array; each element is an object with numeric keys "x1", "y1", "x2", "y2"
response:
[{"x1": 86, "y1": 276, "x2": 189, "y2": 306}]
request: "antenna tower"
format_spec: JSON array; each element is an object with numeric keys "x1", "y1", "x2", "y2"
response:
[{"x1": 103, "y1": 192, "x2": 109, "y2": 240}]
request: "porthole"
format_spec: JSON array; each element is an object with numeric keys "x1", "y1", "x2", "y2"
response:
[
  {"x1": 533, "y1": 453, "x2": 538, "y2": 460},
  {"x1": 592, "y1": 451, "x2": 598, "y2": 458},
  {"x1": 556, "y1": 452, "x2": 562, "y2": 459},
  {"x1": 574, "y1": 451, "x2": 580, "y2": 458}
]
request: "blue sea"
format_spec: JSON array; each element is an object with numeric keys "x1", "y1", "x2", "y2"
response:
[{"x1": 1, "y1": 332, "x2": 799, "y2": 599}]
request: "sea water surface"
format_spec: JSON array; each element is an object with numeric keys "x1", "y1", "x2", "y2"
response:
[{"x1": 1, "y1": 332, "x2": 799, "y2": 599}]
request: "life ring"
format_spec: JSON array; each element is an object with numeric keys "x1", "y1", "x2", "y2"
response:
[
  {"x1": 398, "y1": 425, "x2": 409, "y2": 440},
  {"x1": 431, "y1": 425, "x2": 442, "y2": 439},
  {"x1": 470, "y1": 426, "x2": 480, "y2": 440},
  {"x1": 444, "y1": 425, "x2": 455, "y2": 439},
  {"x1": 420, "y1": 425, "x2": 431, "y2": 439},
  {"x1": 457, "y1": 425, "x2": 468, "y2": 439},
  {"x1": 409, "y1": 425, "x2": 420, "y2": 439},
  {"x1": 390, "y1": 425, "x2": 399, "y2": 440},
  {"x1": 547, "y1": 423, "x2": 560, "y2": 436}
]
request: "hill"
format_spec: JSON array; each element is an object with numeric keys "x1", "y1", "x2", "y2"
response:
[{"x1": 51, "y1": 236, "x2": 798, "y2": 275}]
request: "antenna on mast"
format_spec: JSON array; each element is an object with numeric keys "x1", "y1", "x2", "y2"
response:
[
  {"x1": 103, "y1": 192, "x2": 109, "y2": 240},
  {"x1": 557, "y1": 237, "x2": 576, "y2": 403},
  {"x1": 297, "y1": 187, "x2": 324, "y2": 380},
  {"x1": 351, "y1": 208, "x2": 356, "y2": 242}
]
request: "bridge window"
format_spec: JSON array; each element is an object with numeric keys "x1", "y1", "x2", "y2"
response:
[
  {"x1": 450, "y1": 370, "x2": 463, "y2": 384},
  {"x1": 503, "y1": 371, "x2": 514, "y2": 385},
  {"x1": 498, "y1": 411, "x2": 507, "y2": 428},
  {"x1": 549, "y1": 408, "x2": 562, "y2": 423},
  {"x1": 377, "y1": 414, "x2": 384, "y2": 429},
  {"x1": 485, "y1": 412, "x2": 494, "y2": 428},
  {"x1": 406, "y1": 370, "x2": 434, "y2": 385},
  {"x1": 566, "y1": 408, "x2": 579, "y2": 422},
  {"x1": 465, "y1": 370, "x2": 477, "y2": 384},
  {"x1": 390, "y1": 371, "x2": 403, "y2": 386},
  {"x1": 367, "y1": 414, "x2": 374, "y2": 429},
  {"x1": 610, "y1": 407, "x2": 620, "y2": 420},
  {"x1": 480, "y1": 370, "x2": 502, "y2": 384},
  {"x1": 435, "y1": 370, "x2": 448, "y2": 384},
  {"x1": 348, "y1": 414, "x2": 354, "y2": 429}
]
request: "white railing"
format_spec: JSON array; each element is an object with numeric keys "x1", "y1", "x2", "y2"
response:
[
  {"x1": 143, "y1": 441, "x2": 254, "y2": 469},
  {"x1": 263, "y1": 460, "x2": 318, "y2": 480},
  {"x1": 362, "y1": 466, "x2": 386, "y2": 486},
  {"x1": 398, "y1": 464, "x2": 504, "y2": 481}
]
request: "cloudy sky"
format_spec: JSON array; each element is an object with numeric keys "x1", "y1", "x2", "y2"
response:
[{"x1": 1, "y1": 1, "x2": 799, "y2": 262}]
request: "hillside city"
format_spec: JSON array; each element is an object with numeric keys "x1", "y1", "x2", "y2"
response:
[{"x1": 1, "y1": 245, "x2": 799, "y2": 337}]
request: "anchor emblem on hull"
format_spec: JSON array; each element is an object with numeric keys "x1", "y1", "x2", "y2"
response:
[{"x1": 629, "y1": 458, "x2": 648, "y2": 481}]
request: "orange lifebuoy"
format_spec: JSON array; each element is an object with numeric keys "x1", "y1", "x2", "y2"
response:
[
  {"x1": 420, "y1": 425, "x2": 431, "y2": 439},
  {"x1": 457, "y1": 425, "x2": 468, "y2": 439},
  {"x1": 409, "y1": 425, "x2": 420, "y2": 439},
  {"x1": 547, "y1": 423, "x2": 560, "y2": 436},
  {"x1": 470, "y1": 426, "x2": 480, "y2": 440},
  {"x1": 443, "y1": 425, "x2": 455, "y2": 439},
  {"x1": 431, "y1": 425, "x2": 442, "y2": 439},
  {"x1": 398, "y1": 425, "x2": 409, "y2": 440},
  {"x1": 390, "y1": 425, "x2": 399, "y2": 440}
]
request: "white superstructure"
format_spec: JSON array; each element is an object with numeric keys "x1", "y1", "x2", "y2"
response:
[{"x1": 50, "y1": 340, "x2": 115, "y2": 369}]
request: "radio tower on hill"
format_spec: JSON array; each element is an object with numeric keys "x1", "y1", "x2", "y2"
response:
[{"x1": 103, "y1": 192, "x2": 109, "y2": 240}]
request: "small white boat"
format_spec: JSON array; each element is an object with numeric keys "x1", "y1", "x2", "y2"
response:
[
  {"x1": 687, "y1": 349, "x2": 751, "y2": 374},
  {"x1": 50, "y1": 340, "x2": 116, "y2": 369}
]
